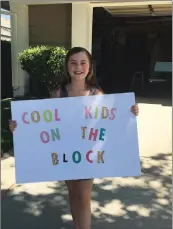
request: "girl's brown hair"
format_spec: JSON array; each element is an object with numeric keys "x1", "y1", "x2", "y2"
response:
[{"x1": 61, "y1": 47, "x2": 102, "y2": 91}]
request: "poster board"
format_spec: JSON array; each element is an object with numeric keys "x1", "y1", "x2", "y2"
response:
[{"x1": 11, "y1": 93, "x2": 141, "y2": 184}]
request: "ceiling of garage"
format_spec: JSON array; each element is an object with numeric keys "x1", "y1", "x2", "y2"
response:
[{"x1": 104, "y1": 3, "x2": 172, "y2": 17}]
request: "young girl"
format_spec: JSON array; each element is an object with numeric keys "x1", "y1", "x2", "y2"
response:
[{"x1": 9, "y1": 47, "x2": 139, "y2": 229}]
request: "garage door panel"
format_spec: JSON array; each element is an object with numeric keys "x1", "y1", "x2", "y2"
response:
[{"x1": 104, "y1": 3, "x2": 172, "y2": 17}]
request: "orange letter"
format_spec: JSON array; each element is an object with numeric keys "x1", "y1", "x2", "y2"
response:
[
  {"x1": 22, "y1": 112, "x2": 29, "y2": 124},
  {"x1": 86, "y1": 150, "x2": 93, "y2": 163},
  {"x1": 51, "y1": 153, "x2": 59, "y2": 165},
  {"x1": 97, "y1": 151, "x2": 104, "y2": 163},
  {"x1": 81, "y1": 126, "x2": 87, "y2": 139},
  {"x1": 31, "y1": 111, "x2": 40, "y2": 123},
  {"x1": 101, "y1": 107, "x2": 109, "y2": 119}
]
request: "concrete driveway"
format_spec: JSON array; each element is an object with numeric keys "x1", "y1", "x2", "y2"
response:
[{"x1": 1, "y1": 97, "x2": 172, "y2": 229}]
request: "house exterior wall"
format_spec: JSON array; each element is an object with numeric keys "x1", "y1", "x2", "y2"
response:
[{"x1": 28, "y1": 4, "x2": 72, "y2": 49}]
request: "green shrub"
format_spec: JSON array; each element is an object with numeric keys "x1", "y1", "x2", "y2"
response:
[
  {"x1": 2, "y1": 46, "x2": 68, "y2": 154},
  {"x1": 18, "y1": 45, "x2": 68, "y2": 83},
  {"x1": 18, "y1": 45, "x2": 68, "y2": 97}
]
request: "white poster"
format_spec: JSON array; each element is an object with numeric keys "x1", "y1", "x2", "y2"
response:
[{"x1": 11, "y1": 93, "x2": 141, "y2": 184}]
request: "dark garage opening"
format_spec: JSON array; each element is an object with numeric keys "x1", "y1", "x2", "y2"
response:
[{"x1": 92, "y1": 6, "x2": 172, "y2": 98}]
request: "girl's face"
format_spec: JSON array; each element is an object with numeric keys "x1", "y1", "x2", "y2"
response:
[{"x1": 67, "y1": 52, "x2": 90, "y2": 81}]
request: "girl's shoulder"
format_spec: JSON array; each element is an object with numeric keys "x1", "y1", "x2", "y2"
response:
[
  {"x1": 49, "y1": 84, "x2": 68, "y2": 98},
  {"x1": 49, "y1": 85, "x2": 61, "y2": 98},
  {"x1": 90, "y1": 85, "x2": 104, "y2": 95}
]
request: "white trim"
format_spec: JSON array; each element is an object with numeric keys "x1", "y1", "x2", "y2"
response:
[
  {"x1": 10, "y1": 3, "x2": 29, "y2": 96},
  {"x1": 71, "y1": 3, "x2": 93, "y2": 53},
  {"x1": 9, "y1": 0, "x2": 172, "y2": 6},
  {"x1": 11, "y1": 12, "x2": 19, "y2": 89},
  {"x1": 10, "y1": 0, "x2": 87, "y2": 4},
  {"x1": 91, "y1": 1, "x2": 172, "y2": 7}
]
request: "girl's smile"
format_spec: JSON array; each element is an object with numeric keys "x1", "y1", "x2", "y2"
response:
[{"x1": 74, "y1": 71, "x2": 84, "y2": 75}]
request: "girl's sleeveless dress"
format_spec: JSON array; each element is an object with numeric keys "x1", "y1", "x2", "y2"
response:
[{"x1": 51, "y1": 85, "x2": 97, "y2": 181}]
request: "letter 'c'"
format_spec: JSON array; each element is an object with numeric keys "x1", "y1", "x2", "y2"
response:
[
  {"x1": 86, "y1": 150, "x2": 93, "y2": 163},
  {"x1": 22, "y1": 112, "x2": 29, "y2": 124}
]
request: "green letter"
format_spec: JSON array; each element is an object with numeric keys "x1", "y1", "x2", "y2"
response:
[
  {"x1": 43, "y1": 110, "x2": 53, "y2": 122},
  {"x1": 99, "y1": 128, "x2": 106, "y2": 141},
  {"x1": 72, "y1": 151, "x2": 81, "y2": 163},
  {"x1": 51, "y1": 128, "x2": 60, "y2": 141}
]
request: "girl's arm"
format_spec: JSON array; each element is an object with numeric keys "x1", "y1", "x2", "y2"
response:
[
  {"x1": 9, "y1": 120, "x2": 17, "y2": 132},
  {"x1": 131, "y1": 104, "x2": 139, "y2": 116}
]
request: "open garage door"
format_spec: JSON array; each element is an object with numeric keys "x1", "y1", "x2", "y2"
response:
[
  {"x1": 103, "y1": 2, "x2": 172, "y2": 17},
  {"x1": 92, "y1": 1, "x2": 172, "y2": 96},
  {"x1": 92, "y1": 1, "x2": 172, "y2": 17}
]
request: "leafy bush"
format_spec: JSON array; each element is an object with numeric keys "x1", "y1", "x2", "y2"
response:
[
  {"x1": 2, "y1": 46, "x2": 68, "y2": 154},
  {"x1": 47, "y1": 46, "x2": 67, "y2": 82},
  {"x1": 18, "y1": 45, "x2": 68, "y2": 96},
  {"x1": 18, "y1": 45, "x2": 67, "y2": 82}
]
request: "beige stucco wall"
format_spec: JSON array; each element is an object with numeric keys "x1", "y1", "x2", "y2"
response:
[{"x1": 29, "y1": 4, "x2": 72, "y2": 49}]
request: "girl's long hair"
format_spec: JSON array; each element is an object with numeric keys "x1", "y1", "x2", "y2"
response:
[{"x1": 60, "y1": 47, "x2": 103, "y2": 91}]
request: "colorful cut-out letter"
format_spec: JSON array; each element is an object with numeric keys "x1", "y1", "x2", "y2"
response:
[
  {"x1": 95, "y1": 107, "x2": 98, "y2": 119},
  {"x1": 72, "y1": 151, "x2": 82, "y2": 164},
  {"x1": 63, "y1": 154, "x2": 68, "y2": 163},
  {"x1": 86, "y1": 150, "x2": 93, "y2": 163},
  {"x1": 89, "y1": 128, "x2": 98, "y2": 141},
  {"x1": 51, "y1": 128, "x2": 60, "y2": 141},
  {"x1": 81, "y1": 126, "x2": 87, "y2": 139},
  {"x1": 43, "y1": 110, "x2": 53, "y2": 122},
  {"x1": 101, "y1": 107, "x2": 109, "y2": 119},
  {"x1": 40, "y1": 131, "x2": 50, "y2": 143},
  {"x1": 109, "y1": 108, "x2": 116, "y2": 120},
  {"x1": 31, "y1": 111, "x2": 40, "y2": 123},
  {"x1": 85, "y1": 106, "x2": 92, "y2": 119},
  {"x1": 97, "y1": 151, "x2": 104, "y2": 163},
  {"x1": 99, "y1": 128, "x2": 106, "y2": 141},
  {"x1": 51, "y1": 152, "x2": 59, "y2": 165},
  {"x1": 55, "y1": 109, "x2": 60, "y2": 121},
  {"x1": 22, "y1": 112, "x2": 29, "y2": 124}
]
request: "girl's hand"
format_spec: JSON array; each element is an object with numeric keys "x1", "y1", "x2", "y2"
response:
[
  {"x1": 131, "y1": 104, "x2": 139, "y2": 116},
  {"x1": 9, "y1": 120, "x2": 17, "y2": 132}
]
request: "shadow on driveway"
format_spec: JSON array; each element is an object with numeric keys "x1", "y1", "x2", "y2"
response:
[{"x1": 1, "y1": 153, "x2": 172, "y2": 229}]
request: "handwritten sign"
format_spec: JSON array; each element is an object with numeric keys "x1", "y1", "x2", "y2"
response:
[{"x1": 11, "y1": 93, "x2": 141, "y2": 184}]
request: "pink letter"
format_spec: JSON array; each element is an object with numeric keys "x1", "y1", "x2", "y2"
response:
[
  {"x1": 109, "y1": 108, "x2": 116, "y2": 120},
  {"x1": 86, "y1": 150, "x2": 93, "y2": 163},
  {"x1": 89, "y1": 128, "x2": 98, "y2": 141},
  {"x1": 22, "y1": 112, "x2": 29, "y2": 124},
  {"x1": 55, "y1": 109, "x2": 60, "y2": 121},
  {"x1": 40, "y1": 131, "x2": 50, "y2": 143},
  {"x1": 85, "y1": 106, "x2": 92, "y2": 119}
]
